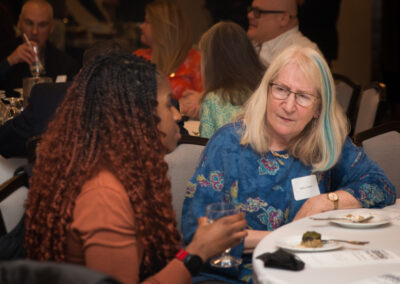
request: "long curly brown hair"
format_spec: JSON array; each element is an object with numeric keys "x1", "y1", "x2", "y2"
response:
[{"x1": 24, "y1": 54, "x2": 181, "y2": 276}]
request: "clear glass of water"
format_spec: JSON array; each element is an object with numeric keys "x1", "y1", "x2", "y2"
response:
[{"x1": 205, "y1": 202, "x2": 243, "y2": 268}]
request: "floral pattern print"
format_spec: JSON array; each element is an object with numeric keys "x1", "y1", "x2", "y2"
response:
[
  {"x1": 258, "y1": 156, "x2": 279, "y2": 175},
  {"x1": 359, "y1": 183, "x2": 385, "y2": 206},
  {"x1": 351, "y1": 151, "x2": 362, "y2": 168},
  {"x1": 240, "y1": 197, "x2": 268, "y2": 213},
  {"x1": 272, "y1": 185, "x2": 284, "y2": 192},
  {"x1": 196, "y1": 174, "x2": 211, "y2": 187},
  {"x1": 209, "y1": 171, "x2": 224, "y2": 191},
  {"x1": 185, "y1": 182, "x2": 196, "y2": 198}
]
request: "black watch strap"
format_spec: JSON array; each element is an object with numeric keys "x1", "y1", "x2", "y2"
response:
[{"x1": 175, "y1": 249, "x2": 204, "y2": 276}]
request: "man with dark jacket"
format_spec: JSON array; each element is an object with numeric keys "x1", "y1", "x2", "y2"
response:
[{"x1": 0, "y1": 0, "x2": 79, "y2": 93}]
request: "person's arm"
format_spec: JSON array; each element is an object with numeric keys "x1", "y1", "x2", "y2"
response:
[
  {"x1": 243, "y1": 230, "x2": 270, "y2": 254},
  {"x1": 294, "y1": 138, "x2": 396, "y2": 220},
  {"x1": 179, "y1": 90, "x2": 202, "y2": 119},
  {"x1": 294, "y1": 190, "x2": 361, "y2": 220}
]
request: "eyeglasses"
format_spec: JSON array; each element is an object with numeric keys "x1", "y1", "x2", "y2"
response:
[
  {"x1": 247, "y1": 6, "x2": 286, "y2": 19},
  {"x1": 269, "y1": 83, "x2": 318, "y2": 107}
]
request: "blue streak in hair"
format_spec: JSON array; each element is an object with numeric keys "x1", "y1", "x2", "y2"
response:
[{"x1": 312, "y1": 54, "x2": 335, "y2": 170}]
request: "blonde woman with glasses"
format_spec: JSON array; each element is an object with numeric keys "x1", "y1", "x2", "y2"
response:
[{"x1": 181, "y1": 45, "x2": 396, "y2": 283}]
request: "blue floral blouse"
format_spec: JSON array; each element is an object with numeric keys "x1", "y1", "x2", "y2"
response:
[{"x1": 182, "y1": 122, "x2": 396, "y2": 284}]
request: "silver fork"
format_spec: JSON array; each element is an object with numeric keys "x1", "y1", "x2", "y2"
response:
[
  {"x1": 310, "y1": 215, "x2": 374, "y2": 223},
  {"x1": 322, "y1": 239, "x2": 369, "y2": 245}
]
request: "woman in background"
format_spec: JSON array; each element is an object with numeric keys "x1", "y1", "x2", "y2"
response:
[
  {"x1": 134, "y1": 1, "x2": 202, "y2": 101},
  {"x1": 24, "y1": 54, "x2": 247, "y2": 284},
  {"x1": 199, "y1": 21, "x2": 265, "y2": 138}
]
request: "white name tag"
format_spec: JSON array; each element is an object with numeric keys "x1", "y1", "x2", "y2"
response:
[
  {"x1": 55, "y1": 75, "x2": 67, "y2": 83},
  {"x1": 291, "y1": 175, "x2": 320, "y2": 201}
]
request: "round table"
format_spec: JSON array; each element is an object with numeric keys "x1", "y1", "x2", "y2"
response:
[{"x1": 252, "y1": 200, "x2": 400, "y2": 284}]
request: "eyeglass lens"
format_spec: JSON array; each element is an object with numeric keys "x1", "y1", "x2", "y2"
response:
[{"x1": 270, "y1": 83, "x2": 315, "y2": 107}]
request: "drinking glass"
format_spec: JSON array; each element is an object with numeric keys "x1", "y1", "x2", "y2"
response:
[
  {"x1": 29, "y1": 46, "x2": 45, "y2": 77},
  {"x1": 205, "y1": 202, "x2": 242, "y2": 268}
]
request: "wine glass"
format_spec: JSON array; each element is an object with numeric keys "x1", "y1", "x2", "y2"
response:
[{"x1": 205, "y1": 202, "x2": 242, "y2": 268}]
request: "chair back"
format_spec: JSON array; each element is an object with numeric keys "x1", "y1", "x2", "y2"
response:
[
  {"x1": 333, "y1": 73, "x2": 361, "y2": 130},
  {"x1": 164, "y1": 135, "x2": 208, "y2": 233},
  {"x1": 352, "y1": 121, "x2": 400, "y2": 196},
  {"x1": 0, "y1": 157, "x2": 27, "y2": 185},
  {"x1": 0, "y1": 172, "x2": 29, "y2": 236},
  {"x1": 353, "y1": 82, "x2": 386, "y2": 135}
]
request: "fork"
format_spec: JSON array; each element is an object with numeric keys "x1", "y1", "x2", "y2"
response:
[
  {"x1": 310, "y1": 215, "x2": 374, "y2": 223},
  {"x1": 322, "y1": 239, "x2": 369, "y2": 245}
]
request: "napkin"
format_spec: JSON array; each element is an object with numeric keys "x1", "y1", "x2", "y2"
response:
[{"x1": 256, "y1": 248, "x2": 305, "y2": 271}]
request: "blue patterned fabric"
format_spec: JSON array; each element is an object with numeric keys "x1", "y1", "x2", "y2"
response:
[{"x1": 182, "y1": 121, "x2": 396, "y2": 283}]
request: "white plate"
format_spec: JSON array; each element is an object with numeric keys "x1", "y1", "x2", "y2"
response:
[
  {"x1": 276, "y1": 235, "x2": 342, "y2": 252},
  {"x1": 330, "y1": 212, "x2": 391, "y2": 228}
]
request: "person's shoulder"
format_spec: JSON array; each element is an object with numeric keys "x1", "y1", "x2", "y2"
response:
[
  {"x1": 208, "y1": 121, "x2": 243, "y2": 147},
  {"x1": 203, "y1": 91, "x2": 221, "y2": 103},
  {"x1": 79, "y1": 170, "x2": 128, "y2": 201}
]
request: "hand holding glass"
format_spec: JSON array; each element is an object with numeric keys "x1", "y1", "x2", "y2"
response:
[{"x1": 206, "y1": 202, "x2": 243, "y2": 268}]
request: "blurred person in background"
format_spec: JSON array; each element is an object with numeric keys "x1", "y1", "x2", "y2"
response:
[
  {"x1": 134, "y1": 1, "x2": 202, "y2": 101},
  {"x1": 198, "y1": 21, "x2": 265, "y2": 138},
  {"x1": 0, "y1": 0, "x2": 78, "y2": 93},
  {"x1": 0, "y1": 40, "x2": 122, "y2": 159},
  {"x1": 247, "y1": 0, "x2": 320, "y2": 67}
]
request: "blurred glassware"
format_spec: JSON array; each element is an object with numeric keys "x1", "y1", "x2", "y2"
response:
[{"x1": 30, "y1": 46, "x2": 46, "y2": 77}]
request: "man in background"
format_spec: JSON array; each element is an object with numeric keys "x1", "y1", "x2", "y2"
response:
[
  {"x1": 0, "y1": 0, "x2": 78, "y2": 93},
  {"x1": 0, "y1": 40, "x2": 121, "y2": 158},
  {"x1": 247, "y1": 0, "x2": 320, "y2": 66}
]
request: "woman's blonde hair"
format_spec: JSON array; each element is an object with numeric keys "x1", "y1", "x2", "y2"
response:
[
  {"x1": 241, "y1": 45, "x2": 349, "y2": 172},
  {"x1": 146, "y1": 1, "x2": 192, "y2": 76}
]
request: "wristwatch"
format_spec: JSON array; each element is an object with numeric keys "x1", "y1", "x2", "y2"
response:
[
  {"x1": 175, "y1": 249, "x2": 204, "y2": 276},
  {"x1": 327, "y1": 192, "x2": 339, "y2": 210}
]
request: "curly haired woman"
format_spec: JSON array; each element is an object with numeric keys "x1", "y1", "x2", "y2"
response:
[{"x1": 24, "y1": 54, "x2": 247, "y2": 284}]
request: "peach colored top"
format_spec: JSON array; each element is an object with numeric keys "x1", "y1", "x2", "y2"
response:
[{"x1": 66, "y1": 170, "x2": 192, "y2": 284}]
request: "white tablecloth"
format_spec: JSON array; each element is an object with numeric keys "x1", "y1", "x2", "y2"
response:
[{"x1": 252, "y1": 200, "x2": 400, "y2": 284}]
